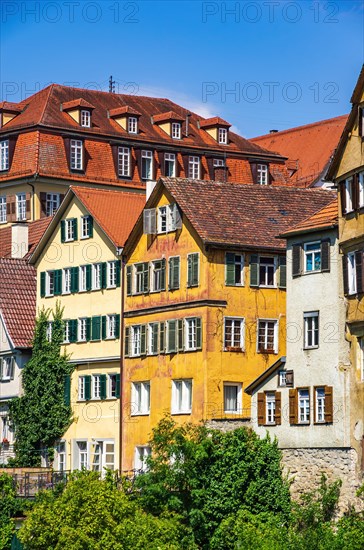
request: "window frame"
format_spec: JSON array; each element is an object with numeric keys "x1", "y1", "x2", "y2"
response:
[
  {"x1": 223, "y1": 317, "x2": 245, "y2": 351},
  {"x1": 80, "y1": 110, "x2": 91, "y2": 127},
  {"x1": 223, "y1": 382, "x2": 242, "y2": 414},
  {"x1": 188, "y1": 156, "x2": 200, "y2": 179},
  {"x1": 134, "y1": 445, "x2": 151, "y2": 472},
  {"x1": 131, "y1": 381, "x2": 150, "y2": 416},
  {"x1": 303, "y1": 311, "x2": 319, "y2": 349},
  {"x1": 80, "y1": 215, "x2": 92, "y2": 239},
  {"x1": 70, "y1": 139, "x2": 83, "y2": 171},
  {"x1": 257, "y1": 319, "x2": 278, "y2": 353},
  {"x1": 118, "y1": 146, "x2": 131, "y2": 177},
  {"x1": 92, "y1": 374, "x2": 102, "y2": 400},
  {"x1": 128, "y1": 116, "x2": 138, "y2": 134},
  {"x1": 92, "y1": 263, "x2": 102, "y2": 291},
  {"x1": 164, "y1": 152, "x2": 176, "y2": 176},
  {"x1": 171, "y1": 122, "x2": 181, "y2": 139},
  {"x1": 46, "y1": 271, "x2": 55, "y2": 297},
  {"x1": 315, "y1": 387, "x2": 325, "y2": 423},
  {"x1": 46, "y1": 193, "x2": 61, "y2": 217},
  {"x1": 0, "y1": 140, "x2": 9, "y2": 171},
  {"x1": 304, "y1": 241, "x2": 322, "y2": 273},
  {"x1": 62, "y1": 267, "x2": 71, "y2": 294},
  {"x1": 225, "y1": 252, "x2": 244, "y2": 286},
  {"x1": 78, "y1": 318, "x2": 88, "y2": 342},
  {"x1": 171, "y1": 379, "x2": 192, "y2": 414},
  {"x1": 64, "y1": 219, "x2": 75, "y2": 242},
  {"x1": 298, "y1": 388, "x2": 310, "y2": 424},
  {"x1": 218, "y1": 127, "x2": 228, "y2": 144},
  {"x1": 107, "y1": 261, "x2": 117, "y2": 288},
  {"x1": 258, "y1": 255, "x2": 277, "y2": 287},
  {"x1": 257, "y1": 164, "x2": 269, "y2": 185},
  {"x1": 0, "y1": 195, "x2": 6, "y2": 224},
  {"x1": 141, "y1": 149, "x2": 153, "y2": 180},
  {"x1": 16, "y1": 193, "x2": 26, "y2": 221},
  {"x1": 265, "y1": 392, "x2": 276, "y2": 424},
  {"x1": 347, "y1": 252, "x2": 357, "y2": 295}
]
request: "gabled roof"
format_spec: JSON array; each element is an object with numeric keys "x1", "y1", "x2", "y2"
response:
[
  {"x1": 280, "y1": 198, "x2": 338, "y2": 238},
  {"x1": 0, "y1": 101, "x2": 23, "y2": 114},
  {"x1": 30, "y1": 187, "x2": 145, "y2": 263},
  {"x1": 125, "y1": 178, "x2": 336, "y2": 254},
  {"x1": 245, "y1": 357, "x2": 286, "y2": 395},
  {"x1": 153, "y1": 111, "x2": 184, "y2": 123},
  {"x1": 0, "y1": 217, "x2": 52, "y2": 259},
  {"x1": 62, "y1": 98, "x2": 95, "y2": 111},
  {"x1": 0, "y1": 258, "x2": 36, "y2": 348},
  {"x1": 199, "y1": 116, "x2": 231, "y2": 128},
  {"x1": 251, "y1": 115, "x2": 348, "y2": 186},
  {"x1": 109, "y1": 105, "x2": 141, "y2": 118}
]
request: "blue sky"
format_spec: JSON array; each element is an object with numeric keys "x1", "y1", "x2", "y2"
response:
[{"x1": 1, "y1": 0, "x2": 363, "y2": 136}]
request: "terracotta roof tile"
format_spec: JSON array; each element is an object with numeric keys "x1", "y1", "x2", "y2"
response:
[
  {"x1": 280, "y1": 198, "x2": 338, "y2": 237},
  {"x1": 153, "y1": 111, "x2": 184, "y2": 123},
  {"x1": 199, "y1": 116, "x2": 231, "y2": 128},
  {"x1": 0, "y1": 102, "x2": 23, "y2": 113},
  {"x1": 250, "y1": 115, "x2": 348, "y2": 186},
  {"x1": 62, "y1": 98, "x2": 95, "y2": 110},
  {"x1": 109, "y1": 105, "x2": 141, "y2": 117},
  {"x1": 159, "y1": 178, "x2": 336, "y2": 250},
  {"x1": 0, "y1": 258, "x2": 36, "y2": 348},
  {"x1": 0, "y1": 217, "x2": 52, "y2": 259}
]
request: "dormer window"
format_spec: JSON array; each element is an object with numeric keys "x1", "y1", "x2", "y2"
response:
[
  {"x1": 199, "y1": 116, "x2": 231, "y2": 144},
  {"x1": 128, "y1": 117, "x2": 138, "y2": 134},
  {"x1": 70, "y1": 139, "x2": 83, "y2": 171},
  {"x1": 109, "y1": 106, "x2": 141, "y2": 133},
  {"x1": 153, "y1": 111, "x2": 184, "y2": 138},
  {"x1": 81, "y1": 110, "x2": 91, "y2": 127},
  {"x1": 218, "y1": 127, "x2": 228, "y2": 144},
  {"x1": 172, "y1": 122, "x2": 181, "y2": 139},
  {"x1": 62, "y1": 98, "x2": 95, "y2": 127},
  {"x1": 0, "y1": 140, "x2": 9, "y2": 171},
  {"x1": 257, "y1": 164, "x2": 268, "y2": 185}
]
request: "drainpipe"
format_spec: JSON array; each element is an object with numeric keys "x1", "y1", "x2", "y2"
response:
[
  {"x1": 118, "y1": 249, "x2": 125, "y2": 474},
  {"x1": 26, "y1": 178, "x2": 36, "y2": 221}
]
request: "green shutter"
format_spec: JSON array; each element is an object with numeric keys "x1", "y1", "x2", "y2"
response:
[
  {"x1": 278, "y1": 256, "x2": 287, "y2": 289},
  {"x1": 188, "y1": 254, "x2": 199, "y2": 287},
  {"x1": 151, "y1": 323, "x2": 158, "y2": 354},
  {"x1": 54, "y1": 270, "x2": 62, "y2": 295},
  {"x1": 64, "y1": 374, "x2": 71, "y2": 406},
  {"x1": 169, "y1": 257, "x2": 180, "y2": 290},
  {"x1": 177, "y1": 319, "x2": 184, "y2": 351},
  {"x1": 196, "y1": 317, "x2": 202, "y2": 350},
  {"x1": 141, "y1": 324, "x2": 146, "y2": 355},
  {"x1": 40, "y1": 272, "x2": 46, "y2": 297},
  {"x1": 160, "y1": 258, "x2": 166, "y2": 291},
  {"x1": 89, "y1": 216, "x2": 94, "y2": 238},
  {"x1": 159, "y1": 322, "x2": 165, "y2": 354},
  {"x1": 115, "y1": 373, "x2": 121, "y2": 398},
  {"x1": 116, "y1": 260, "x2": 121, "y2": 287},
  {"x1": 124, "y1": 327, "x2": 130, "y2": 357},
  {"x1": 250, "y1": 254, "x2": 259, "y2": 287},
  {"x1": 61, "y1": 220, "x2": 66, "y2": 243},
  {"x1": 143, "y1": 262, "x2": 149, "y2": 293},
  {"x1": 84, "y1": 375, "x2": 91, "y2": 401},
  {"x1": 126, "y1": 265, "x2": 132, "y2": 296},
  {"x1": 102, "y1": 316, "x2": 107, "y2": 339},
  {"x1": 71, "y1": 267, "x2": 79, "y2": 293},
  {"x1": 225, "y1": 253, "x2": 236, "y2": 285},
  {"x1": 91, "y1": 316, "x2": 101, "y2": 341},
  {"x1": 85, "y1": 317, "x2": 91, "y2": 341},
  {"x1": 100, "y1": 374, "x2": 107, "y2": 400},
  {"x1": 115, "y1": 314, "x2": 120, "y2": 338},
  {"x1": 101, "y1": 262, "x2": 107, "y2": 289},
  {"x1": 167, "y1": 320, "x2": 176, "y2": 353},
  {"x1": 72, "y1": 218, "x2": 78, "y2": 240},
  {"x1": 86, "y1": 265, "x2": 92, "y2": 291},
  {"x1": 69, "y1": 319, "x2": 78, "y2": 343}
]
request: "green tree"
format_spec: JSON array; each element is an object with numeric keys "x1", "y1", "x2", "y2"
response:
[
  {"x1": 18, "y1": 470, "x2": 194, "y2": 550},
  {"x1": 9, "y1": 303, "x2": 73, "y2": 467},
  {"x1": 134, "y1": 417, "x2": 291, "y2": 548},
  {"x1": 0, "y1": 473, "x2": 30, "y2": 550}
]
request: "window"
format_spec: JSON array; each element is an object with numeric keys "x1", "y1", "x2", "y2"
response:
[
  {"x1": 315, "y1": 388, "x2": 325, "y2": 423},
  {"x1": 359, "y1": 171, "x2": 364, "y2": 208},
  {"x1": 131, "y1": 325, "x2": 142, "y2": 357},
  {"x1": 347, "y1": 252, "x2": 357, "y2": 295},
  {"x1": 304, "y1": 312, "x2": 319, "y2": 349},
  {"x1": 148, "y1": 323, "x2": 159, "y2": 355},
  {"x1": 134, "y1": 446, "x2": 151, "y2": 472},
  {"x1": 158, "y1": 206, "x2": 167, "y2": 233},
  {"x1": 224, "y1": 318, "x2": 244, "y2": 351},
  {"x1": 172, "y1": 380, "x2": 192, "y2": 414},
  {"x1": 128, "y1": 116, "x2": 138, "y2": 134},
  {"x1": 46, "y1": 271, "x2": 55, "y2": 297},
  {"x1": 80, "y1": 110, "x2": 91, "y2": 127},
  {"x1": 278, "y1": 370, "x2": 293, "y2": 387},
  {"x1": 16, "y1": 193, "x2": 26, "y2": 221},
  {"x1": 46, "y1": 193, "x2": 60, "y2": 216},
  {"x1": 257, "y1": 164, "x2": 268, "y2": 185},
  {"x1": 168, "y1": 256, "x2": 180, "y2": 290},
  {"x1": 187, "y1": 253, "x2": 199, "y2": 287},
  {"x1": 78, "y1": 376, "x2": 86, "y2": 400},
  {"x1": 92, "y1": 375, "x2": 102, "y2": 399},
  {"x1": 56, "y1": 441, "x2": 66, "y2": 472},
  {"x1": 77, "y1": 441, "x2": 88, "y2": 470},
  {"x1": 118, "y1": 147, "x2": 130, "y2": 177},
  {"x1": 141, "y1": 150, "x2": 153, "y2": 180},
  {"x1": 188, "y1": 156, "x2": 200, "y2": 179},
  {"x1": 79, "y1": 265, "x2": 88, "y2": 292},
  {"x1": 109, "y1": 374, "x2": 119, "y2": 398},
  {"x1": 298, "y1": 389, "x2": 310, "y2": 423},
  {"x1": 224, "y1": 383, "x2": 242, "y2": 414},
  {"x1": 133, "y1": 262, "x2": 148, "y2": 294},
  {"x1": 165, "y1": 152, "x2": 176, "y2": 176},
  {"x1": 63, "y1": 268, "x2": 71, "y2": 294},
  {"x1": 218, "y1": 127, "x2": 228, "y2": 144},
  {"x1": 0, "y1": 140, "x2": 9, "y2": 171},
  {"x1": 70, "y1": 139, "x2": 83, "y2": 170},
  {"x1": 92, "y1": 263, "x2": 101, "y2": 290},
  {"x1": 171, "y1": 122, "x2": 181, "y2": 139},
  {"x1": 78, "y1": 318, "x2": 88, "y2": 342},
  {"x1": 81, "y1": 215, "x2": 92, "y2": 239},
  {"x1": 151, "y1": 259, "x2": 166, "y2": 292},
  {"x1": 64, "y1": 219, "x2": 76, "y2": 242},
  {"x1": 107, "y1": 261, "x2": 117, "y2": 288},
  {"x1": 266, "y1": 392, "x2": 276, "y2": 424},
  {"x1": 0, "y1": 196, "x2": 6, "y2": 223},
  {"x1": 259, "y1": 256, "x2": 276, "y2": 286},
  {"x1": 63, "y1": 320, "x2": 70, "y2": 343},
  {"x1": 214, "y1": 158, "x2": 225, "y2": 167},
  {"x1": 185, "y1": 318, "x2": 201, "y2": 351},
  {"x1": 106, "y1": 315, "x2": 118, "y2": 339},
  {"x1": 257, "y1": 320, "x2": 278, "y2": 353},
  {"x1": 46, "y1": 321, "x2": 53, "y2": 342},
  {"x1": 225, "y1": 253, "x2": 244, "y2": 285},
  {"x1": 0, "y1": 357, "x2": 14, "y2": 381},
  {"x1": 304, "y1": 242, "x2": 321, "y2": 272},
  {"x1": 157, "y1": 203, "x2": 181, "y2": 233},
  {"x1": 131, "y1": 381, "x2": 150, "y2": 415}
]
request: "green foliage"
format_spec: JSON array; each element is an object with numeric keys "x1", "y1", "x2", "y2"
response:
[
  {"x1": 18, "y1": 470, "x2": 195, "y2": 550},
  {"x1": 0, "y1": 473, "x2": 30, "y2": 550},
  {"x1": 9, "y1": 303, "x2": 73, "y2": 467},
  {"x1": 134, "y1": 417, "x2": 291, "y2": 548}
]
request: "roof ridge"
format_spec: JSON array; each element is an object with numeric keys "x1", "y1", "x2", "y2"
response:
[{"x1": 251, "y1": 114, "x2": 348, "y2": 141}]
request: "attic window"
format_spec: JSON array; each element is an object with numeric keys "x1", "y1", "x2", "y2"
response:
[
  {"x1": 218, "y1": 127, "x2": 228, "y2": 144},
  {"x1": 0, "y1": 140, "x2": 9, "y2": 171},
  {"x1": 172, "y1": 122, "x2": 181, "y2": 139},
  {"x1": 128, "y1": 117, "x2": 138, "y2": 134},
  {"x1": 81, "y1": 110, "x2": 91, "y2": 128},
  {"x1": 257, "y1": 164, "x2": 268, "y2": 185}
]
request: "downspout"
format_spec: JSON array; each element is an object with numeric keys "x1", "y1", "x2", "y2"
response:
[
  {"x1": 118, "y1": 249, "x2": 125, "y2": 473},
  {"x1": 26, "y1": 172, "x2": 38, "y2": 221}
]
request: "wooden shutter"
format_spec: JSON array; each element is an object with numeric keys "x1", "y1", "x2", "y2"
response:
[
  {"x1": 85, "y1": 318, "x2": 91, "y2": 341},
  {"x1": 356, "y1": 251, "x2": 364, "y2": 294},
  {"x1": 289, "y1": 389, "x2": 298, "y2": 425},
  {"x1": 91, "y1": 316, "x2": 101, "y2": 341},
  {"x1": 169, "y1": 257, "x2": 180, "y2": 290},
  {"x1": 115, "y1": 373, "x2": 121, "y2": 398},
  {"x1": 275, "y1": 391, "x2": 281, "y2": 425},
  {"x1": 72, "y1": 218, "x2": 78, "y2": 240},
  {"x1": 126, "y1": 265, "x2": 132, "y2": 295},
  {"x1": 292, "y1": 244, "x2": 302, "y2": 277},
  {"x1": 250, "y1": 163, "x2": 257, "y2": 183},
  {"x1": 278, "y1": 256, "x2": 286, "y2": 289},
  {"x1": 124, "y1": 326, "x2": 130, "y2": 357},
  {"x1": 321, "y1": 239, "x2": 330, "y2": 273},
  {"x1": 69, "y1": 320, "x2": 78, "y2": 343},
  {"x1": 100, "y1": 375, "x2": 107, "y2": 400},
  {"x1": 182, "y1": 154, "x2": 190, "y2": 177},
  {"x1": 61, "y1": 220, "x2": 66, "y2": 243},
  {"x1": 115, "y1": 315, "x2": 120, "y2": 338},
  {"x1": 86, "y1": 265, "x2": 92, "y2": 291},
  {"x1": 187, "y1": 253, "x2": 199, "y2": 287},
  {"x1": 40, "y1": 272, "x2": 46, "y2": 297},
  {"x1": 6, "y1": 195, "x2": 16, "y2": 222},
  {"x1": 340, "y1": 181, "x2": 347, "y2": 215},
  {"x1": 84, "y1": 375, "x2": 91, "y2": 401},
  {"x1": 54, "y1": 270, "x2": 62, "y2": 296},
  {"x1": 143, "y1": 208, "x2": 157, "y2": 234},
  {"x1": 135, "y1": 148, "x2": 143, "y2": 180},
  {"x1": 196, "y1": 317, "x2": 202, "y2": 350},
  {"x1": 324, "y1": 386, "x2": 333, "y2": 423},
  {"x1": 64, "y1": 375, "x2": 71, "y2": 406},
  {"x1": 158, "y1": 151, "x2": 165, "y2": 177},
  {"x1": 286, "y1": 370, "x2": 294, "y2": 387},
  {"x1": 88, "y1": 216, "x2": 94, "y2": 238},
  {"x1": 160, "y1": 259, "x2": 166, "y2": 291},
  {"x1": 40, "y1": 192, "x2": 47, "y2": 218},
  {"x1": 115, "y1": 260, "x2": 121, "y2": 287},
  {"x1": 101, "y1": 316, "x2": 107, "y2": 340},
  {"x1": 25, "y1": 192, "x2": 31, "y2": 220},
  {"x1": 111, "y1": 144, "x2": 119, "y2": 177},
  {"x1": 177, "y1": 319, "x2": 184, "y2": 351},
  {"x1": 207, "y1": 157, "x2": 215, "y2": 180},
  {"x1": 167, "y1": 320, "x2": 176, "y2": 353},
  {"x1": 352, "y1": 174, "x2": 359, "y2": 210},
  {"x1": 101, "y1": 263, "x2": 107, "y2": 289},
  {"x1": 143, "y1": 262, "x2": 149, "y2": 293},
  {"x1": 159, "y1": 322, "x2": 165, "y2": 353},
  {"x1": 225, "y1": 253, "x2": 236, "y2": 285},
  {"x1": 343, "y1": 255, "x2": 349, "y2": 296},
  {"x1": 172, "y1": 203, "x2": 182, "y2": 230},
  {"x1": 257, "y1": 392, "x2": 265, "y2": 426},
  {"x1": 250, "y1": 254, "x2": 259, "y2": 287},
  {"x1": 140, "y1": 324, "x2": 146, "y2": 355},
  {"x1": 71, "y1": 267, "x2": 79, "y2": 293}
]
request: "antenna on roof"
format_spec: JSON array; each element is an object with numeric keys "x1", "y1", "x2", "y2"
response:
[{"x1": 109, "y1": 76, "x2": 116, "y2": 94}]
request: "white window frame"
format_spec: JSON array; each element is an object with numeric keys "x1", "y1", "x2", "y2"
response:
[
  {"x1": 0, "y1": 357, "x2": 14, "y2": 381},
  {"x1": 79, "y1": 265, "x2": 87, "y2": 292},
  {"x1": 134, "y1": 446, "x2": 151, "y2": 472},
  {"x1": 171, "y1": 122, "x2": 181, "y2": 139},
  {"x1": 56, "y1": 441, "x2": 66, "y2": 472},
  {"x1": 171, "y1": 379, "x2": 192, "y2": 414},
  {"x1": 304, "y1": 241, "x2": 321, "y2": 273},
  {"x1": 77, "y1": 441, "x2": 89, "y2": 470},
  {"x1": 223, "y1": 382, "x2": 242, "y2": 414},
  {"x1": 304, "y1": 311, "x2": 319, "y2": 349},
  {"x1": 347, "y1": 252, "x2": 357, "y2": 295},
  {"x1": 118, "y1": 146, "x2": 131, "y2": 177},
  {"x1": 345, "y1": 177, "x2": 354, "y2": 213},
  {"x1": 63, "y1": 320, "x2": 70, "y2": 344},
  {"x1": 92, "y1": 263, "x2": 101, "y2": 290},
  {"x1": 266, "y1": 392, "x2": 276, "y2": 424},
  {"x1": 46, "y1": 271, "x2": 55, "y2": 297},
  {"x1": 107, "y1": 314, "x2": 117, "y2": 339},
  {"x1": 80, "y1": 110, "x2": 91, "y2": 127},
  {"x1": 257, "y1": 319, "x2": 278, "y2": 353},
  {"x1": 188, "y1": 156, "x2": 200, "y2": 179},
  {"x1": 80, "y1": 216, "x2": 91, "y2": 239},
  {"x1": 278, "y1": 371, "x2": 287, "y2": 387},
  {"x1": 257, "y1": 164, "x2": 268, "y2": 185},
  {"x1": 92, "y1": 374, "x2": 101, "y2": 400},
  {"x1": 109, "y1": 373, "x2": 118, "y2": 398},
  {"x1": 128, "y1": 116, "x2": 138, "y2": 134},
  {"x1": 107, "y1": 261, "x2": 117, "y2": 288},
  {"x1": 218, "y1": 127, "x2": 228, "y2": 144},
  {"x1": 131, "y1": 381, "x2": 150, "y2": 416},
  {"x1": 70, "y1": 139, "x2": 83, "y2": 171},
  {"x1": 78, "y1": 318, "x2": 87, "y2": 342},
  {"x1": 224, "y1": 317, "x2": 245, "y2": 351},
  {"x1": 62, "y1": 267, "x2": 71, "y2": 294},
  {"x1": 64, "y1": 219, "x2": 75, "y2": 242},
  {"x1": 0, "y1": 140, "x2": 9, "y2": 171},
  {"x1": 147, "y1": 322, "x2": 159, "y2": 355},
  {"x1": 141, "y1": 150, "x2": 153, "y2": 180},
  {"x1": 315, "y1": 387, "x2": 325, "y2": 423},
  {"x1": 16, "y1": 193, "x2": 26, "y2": 221},
  {"x1": 259, "y1": 256, "x2": 277, "y2": 287},
  {"x1": 158, "y1": 205, "x2": 168, "y2": 233},
  {"x1": 214, "y1": 158, "x2": 225, "y2": 167},
  {"x1": 46, "y1": 321, "x2": 53, "y2": 342},
  {"x1": 185, "y1": 318, "x2": 197, "y2": 351},
  {"x1": 151, "y1": 259, "x2": 164, "y2": 292},
  {"x1": 298, "y1": 389, "x2": 310, "y2": 424},
  {"x1": 0, "y1": 196, "x2": 6, "y2": 223},
  {"x1": 131, "y1": 325, "x2": 141, "y2": 357},
  {"x1": 164, "y1": 152, "x2": 176, "y2": 177},
  {"x1": 359, "y1": 171, "x2": 364, "y2": 208},
  {"x1": 78, "y1": 376, "x2": 86, "y2": 400},
  {"x1": 46, "y1": 193, "x2": 60, "y2": 216}
]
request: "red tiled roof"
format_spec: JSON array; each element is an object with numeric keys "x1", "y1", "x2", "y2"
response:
[
  {"x1": 0, "y1": 217, "x2": 52, "y2": 259},
  {"x1": 155, "y1": 178, "x2": 336, "y2": 250},
  {"x1": 153, "y1": 111, "x2": 184, "y2": 123},
  {"x1": 0, "y1": 258, "x2": 36, "y2": 348},
  {"x1": 62, "y1": 98, "x2": 95, "y2": 110},
  {"x1": 280, "y1": 198, "x2": 338, "y2": 237},
  {"x1": 72, "y1": 186, "x2": 145, "y2": 247},
  {"x1": 250, "y1": 115, "x2": 348, "y2": 186},
  {"x1": 109, "y1": 105, "x2": 141, "y2": 117},
  {"x1": 0, "y1": 101, "x2": 22, "y2": 113},
  {"x1": 199, "y1": 116, "x2": 231, "y2": 128}
]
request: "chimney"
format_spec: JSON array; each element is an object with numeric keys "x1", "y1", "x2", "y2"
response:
[
  {"x1": 11, "y1": 223, "x2": 29, "y2": 258},
  {"x1": 270, "y1": 129, "x2": 278, "y2": 134}
]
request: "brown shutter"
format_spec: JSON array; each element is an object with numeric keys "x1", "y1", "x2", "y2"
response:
[
  {"x1": 257, "y1": 392, "x2": 265, "y2": 426},
  {"x1": 355, "y1": 251, "x2": 363, "y2": 294},
  {"x1": 352, "y1": 173, "x2": 359, "y2": 210},
  {"x1": 182, "y1": 154, "x2": 190, "y2": 178},
  {"x1": 292, "y1": 244, "x2": 302, "y2": 277},
  {"x1": 267, "y1": 165, "x2": 272, "y2": 185},
  {"x1": 207, "y1": 157, "x2": 215, "y2": 180},
  {"x1": 63, "y1": 137, "x2": 70, "y2": 170},
  {"x1": 340, "y1": 181, "x2": 346, "y2": 215},
  {"x1": 321, "y1": 239, "x2": 330, "y2": 272},
  {"x1": 324, "y1": 386, "x2": 333, "y2": 423},
  {"x1": 135, "y1": 147, "x2": 142, "y2": 181},
  {"x1": 158, "y1": 151, "x2": 165, "y2": 177},
  {"x1": 39, "y1": 192, "x2": 47, "y2": 218},
  {"x1": 250, "y1": 163, "x2": 257, "y2": 183},
  {"x1": 6, "y1": 195, "x2": 16, "y2": 222},
  {"x1": 343, "y1": 255, "x2": 349, "y2": 295},
  {"x1": 275, "y1": 391, "x2": 281, "y2": 425},
  {"x1": 175, "y1": 153, "x2": 180, "y2": 177},
  {"x1": 289, "y1": 389, "x2": 298, "y2": 425},
  {"x1": 25, "y1": 192, "x2": 31, "y2": 220},
  {"x1": 359, "y1": 107, "x2": 363, "y2": 137},
  {"x1": 111, "y1": 144, "x2": 119, "y2": 176},
  {"x1": 8, "y1": 136, "x2": 18, "y2": 169}
]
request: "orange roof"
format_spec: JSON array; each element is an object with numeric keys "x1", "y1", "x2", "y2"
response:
[
  {"x1": 0, "y1": 217, "x2": 52, "y2": 259},
  {"x1": 199, "y1": 116, "x2": 231, "y2": 128},
  {"x1": 62, "y1": 98, "x2": 95, "y2": 110},
  {"x1": 251, "y1": 115, "x2": 348, "y2": 186},
  {"x1": 153, "y1": 111, "x2": 184, "y2": 123},
  {"x1": 72, "y1": 186, "x2": 145, "y2": 248},
  {"x1": 109, "y1": 105, "x2": 141, "y2": 117},
  {"x1": 280, "y1": 197, "x2": 338, "y2": 237},
  {"x1": 0, "y1": 101, "x2": 22, "y2": 113}
]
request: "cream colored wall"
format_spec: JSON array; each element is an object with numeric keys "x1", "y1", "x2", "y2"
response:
[
  {"x1": 336, "y1": 91, "x2": 364, "y2": 179},
  {"x1": 67, "y1": 109, "x2": 80, "y2": 123},
  {"x1": 205, "y1": 127, "x2": 218, "y2": 140}
]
